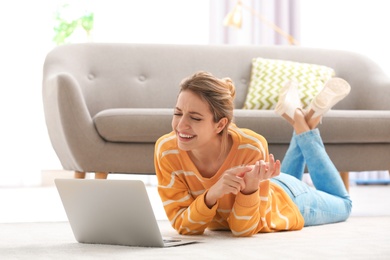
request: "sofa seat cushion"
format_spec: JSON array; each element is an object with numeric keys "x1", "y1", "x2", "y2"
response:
[
  {"x1": 93, "y1": 108, "x2": 173, "y2": 143},
  {"x1": 315, "y1": 110, "x2": 390, "y2": 144},
  {"x1": 94, "y1": 109, "x2": 390, "y2": 145},
  {"x1": 234, "y1": 110, "x2": 390, "y2": 144}
]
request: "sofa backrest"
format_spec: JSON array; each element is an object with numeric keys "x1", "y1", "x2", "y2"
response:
[{"x1": 43, "y1": 43, "x2": 390, "y2": 117}]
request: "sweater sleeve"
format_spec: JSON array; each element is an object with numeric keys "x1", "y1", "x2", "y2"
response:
[
  {"x1": 228, "y1": 179, "x2": 304, "y2": 236},
  {"x1": 228, "y1": 179, "x2": 271, "y2": 236},
  {"x1": 158, "y1": 176, "x2": 217, "y2": 235},
  {"x1": 154, "y1": 138, "x2": 217, "y2": 235}
]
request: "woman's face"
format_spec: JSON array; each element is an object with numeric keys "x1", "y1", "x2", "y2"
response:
[{"x1": 172, "y1": 90, "x2": 223, "y2": 152}]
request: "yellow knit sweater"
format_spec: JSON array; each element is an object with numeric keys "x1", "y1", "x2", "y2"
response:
[{"x1": 154, "y1": 125, "x2": 304, "y2": 236}]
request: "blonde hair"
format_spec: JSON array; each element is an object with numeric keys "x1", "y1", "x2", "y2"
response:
[{"x1": 179, "y1": 71, "x2": 236, "y2": 155}]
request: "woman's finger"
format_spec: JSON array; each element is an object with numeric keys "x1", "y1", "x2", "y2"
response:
[
  {"x1": 258, "y1": 160, "x2": 267, "y2": 178},
  {"x1": 224, "y1": 173, "x2": 246, "y2": 190},
  {"x1": 271, "y1": 160, "x2": 281, "y2": 177},
  {"x1": 268, "y1": 154, "x2": 275, "y2": 174},
  {"x1": 228, "y1": 166, "x2": 252, "y2": 177}
]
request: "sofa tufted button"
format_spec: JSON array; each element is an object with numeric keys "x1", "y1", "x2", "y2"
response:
[
  {"x1": 87, "y1": 74, "x2": 95, "y2": 80},
  {"x1": 139, "y1": 75, "x2": 146, "y2": 82}
]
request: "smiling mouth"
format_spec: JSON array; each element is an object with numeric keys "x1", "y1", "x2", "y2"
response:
[{"x1": 178, "y1": 132, "x2": 195, "y2": 139}]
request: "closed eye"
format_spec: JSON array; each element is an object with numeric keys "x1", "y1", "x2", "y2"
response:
[
  {"x1": 174, "y1": 108, "x2": 203, "y2": 121},
  {"x1": 174, "y1": 113, "x2": 201, "y2": 121}
]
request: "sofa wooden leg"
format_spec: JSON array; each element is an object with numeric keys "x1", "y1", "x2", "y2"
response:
[
  {"x1": 74, "y1": 171, "x2": 86, "y2": 179},
  {"x1": 95, "y1": 172, "x2": 108, "y2": 179},
  {"x1": 340, "y1": 171, "x2": 349, "y2": 192}
]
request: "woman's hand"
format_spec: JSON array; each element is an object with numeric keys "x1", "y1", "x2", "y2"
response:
[
  {"x1": 205, "y1": 166, "x2": 251, "y2": 208},
  {"x1": 240, "y1": 154, "x2": 281, "y2": 195}
]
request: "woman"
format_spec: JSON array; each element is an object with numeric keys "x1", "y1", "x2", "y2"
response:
[{"x1": 154, "y1": 71, "x2": 352, "y2": 237}]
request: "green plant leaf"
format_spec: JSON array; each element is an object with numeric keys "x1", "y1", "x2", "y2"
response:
[
  {"x1": 53, "y1": 5, "x2": 94, "y2": 45},
  {"x1": 81, "y1": 13, "x2": 94, "y2": 32}
]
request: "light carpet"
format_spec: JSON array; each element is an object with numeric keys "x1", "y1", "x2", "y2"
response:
[{"x1": 1, "y1": 217, "x2": 389, "y2": 260}]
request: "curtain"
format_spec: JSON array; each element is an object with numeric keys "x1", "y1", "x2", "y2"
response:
[{"x1": 209, "y1": 0, "x2": 300, "y2": 45}]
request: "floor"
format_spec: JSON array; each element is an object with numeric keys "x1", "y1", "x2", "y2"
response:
[{"x1": 1, "y1": 174, "x2": 390, "y2": 223}]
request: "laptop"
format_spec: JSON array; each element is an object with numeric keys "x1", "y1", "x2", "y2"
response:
[{"x1": 55, "y1": 178, "x2": 199, "y2": 247}]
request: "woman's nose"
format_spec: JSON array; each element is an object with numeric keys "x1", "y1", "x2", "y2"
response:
[{"x1": 177, "y1": 116, "x2": 189, "y2": 129}]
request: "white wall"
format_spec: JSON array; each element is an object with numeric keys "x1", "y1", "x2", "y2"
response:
[
  {"x1": 0, "y1": 1, "x2": 57, "y2": 186},
  {"x1": 299, "y1": 0, "x2": 390, "y2": 76},
  {"x1": 92, "y1": 0, "x2": 209, "y2": 44}
]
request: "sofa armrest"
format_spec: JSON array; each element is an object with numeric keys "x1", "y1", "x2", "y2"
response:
[
  {"x1": 356, "y1": 76, "x2": 390, "y2": 110},
  {"x1": 43, "y1": 73, "x2": 104, "y2": 171}
]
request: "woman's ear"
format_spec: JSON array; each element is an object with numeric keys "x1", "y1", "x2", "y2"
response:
[{"x1": 216, "y1": 117, "x2": 228, "y2": 133}]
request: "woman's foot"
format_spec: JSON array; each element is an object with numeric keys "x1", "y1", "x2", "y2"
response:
[
  {"x1": 305, "y1": 109, "x2": 322, "y2": 129},
  {"x1": 293, "y1": 109, "x2": 310, "y2": 134},
  {"x1": 306, "y1": 77, "x2": 351, "y2": 120},
  {"x1": 274, "y1": 81, "x2": 302, "y2": 124}
]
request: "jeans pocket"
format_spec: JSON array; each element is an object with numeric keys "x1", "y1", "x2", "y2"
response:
[{"x1": 273, "y1": 174, "x2": 310, "y2": 198}]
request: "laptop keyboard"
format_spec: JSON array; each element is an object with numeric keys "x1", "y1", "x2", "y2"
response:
[{"x1": 163, "y1": 239, "x2": 181, "y2": 243}]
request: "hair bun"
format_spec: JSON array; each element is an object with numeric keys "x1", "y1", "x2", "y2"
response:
[{"x1": 223, "y1": 77, "x2": 236, "y2": 99}]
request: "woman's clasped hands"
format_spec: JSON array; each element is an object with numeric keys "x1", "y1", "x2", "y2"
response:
[
  {"x1": 205, "y1": 154, "x2": 281, "y2": 208},
  {"x1": 240, "y1": 154, "x2": 281, "y2": 195}
]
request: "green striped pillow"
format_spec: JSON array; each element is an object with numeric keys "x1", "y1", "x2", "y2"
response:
[{"x1": 243, "y1": 58, "x2": 335, "y2": 109}]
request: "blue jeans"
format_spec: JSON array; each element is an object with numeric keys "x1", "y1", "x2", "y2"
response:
[{"x1": 270, "y1": 129, "x2": 352, "y2": 226}]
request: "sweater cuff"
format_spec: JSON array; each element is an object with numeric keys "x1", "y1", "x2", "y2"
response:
[
  {"x1": 195, "y1": 191, "x2": 218, "y2": 217},
  {"x1": 236, "y1": 189, "x2": 260, "y2": 207}
]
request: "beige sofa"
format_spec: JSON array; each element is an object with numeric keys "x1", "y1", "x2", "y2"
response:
[{"x1": 42, "y1": 43, "x2": 390, "y2": 180}]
